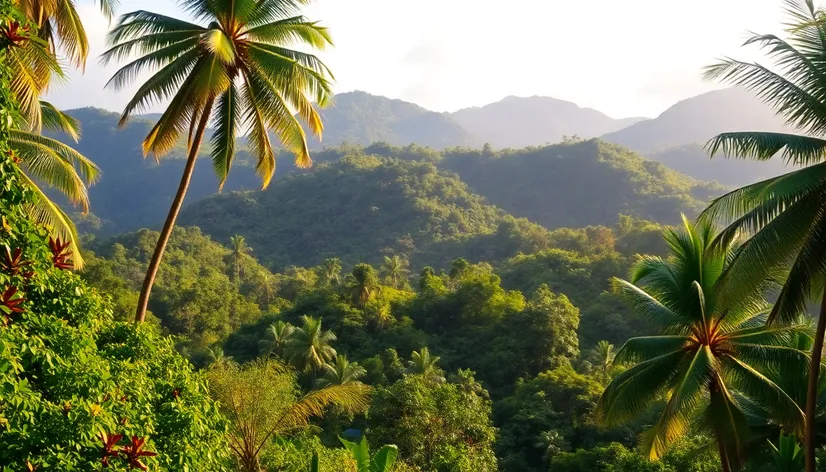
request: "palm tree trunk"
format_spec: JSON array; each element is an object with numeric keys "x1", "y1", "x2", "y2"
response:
[
  {"x1": 717, "y1": 436, "x2": 732, "y2": 472},
  {"x1": 805, "y1": 284, "x2": 826, "y2": 472},
  {"x1": 134, "y1": 102, "x2": 214, "y2": 322}
]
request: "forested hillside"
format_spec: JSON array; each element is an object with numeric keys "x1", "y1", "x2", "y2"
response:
[
  {"x1": 441, "y1": 140, "x2": 721, "y2": 228},
  {"x1": 177, "y1": 155, "x2": 553, "y2": 269},
  {"x1": 54, "y1": 107, "x2": 719, "y2": 238},
  {"x1": 177, "y1": 143, "x2": 713, "y2": 269}
]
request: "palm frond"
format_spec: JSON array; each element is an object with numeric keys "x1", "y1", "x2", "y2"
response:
[
  {"x1": 211, "y1": 81, "x2": 239, "y2": 190},
  {"x1": 274, "y1": 383, "x2": 370, "y2": 432},
  {"x1": 16, "y1": 171, "x2": 84, "y2": 269},
  {"x1": 39, "y1": 100, "x2": 80, "y2": 141},
  {"x1": 706, "y1": 132, "x2": 826, "y2": 166}
]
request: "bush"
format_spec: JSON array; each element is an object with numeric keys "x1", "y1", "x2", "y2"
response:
[{"x1": 0, "y1": 35, "x2": 229, "y2": 471}]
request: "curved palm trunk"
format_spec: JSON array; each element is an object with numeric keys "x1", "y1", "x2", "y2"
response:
[
  {"x1": 134, "y1": 102, "x2": 214, "y2": 322},
  {"x1": 805, "y1": 285, "x2": 826, "y2": 472}
]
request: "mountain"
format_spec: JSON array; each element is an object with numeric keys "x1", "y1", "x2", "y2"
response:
[
  {"x1": 441, "y1": 140, "x2": 721, "y2": 229},
  {"x1": 601, "y1": 88, "x2": 797, "y2": 185},
  {"x1": 57, "y1": 108, "x2": 265, "y2": 234},
  {"x1": 310, "y1": 91, "x2": 481, "y2": 149},
  {"x1": 178, "y1": 155, "x2": 554, "y2": 269},
  {"x1": 178, "y1": 142, "x2": 719, "y2": 269},
  {"x1": 451, "y1": 96, "x2": 647, "y2": 149}
]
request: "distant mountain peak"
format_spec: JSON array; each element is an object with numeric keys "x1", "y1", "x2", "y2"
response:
[{"x1": 451, "y1": 95, "x2": 645, "y2": 148}]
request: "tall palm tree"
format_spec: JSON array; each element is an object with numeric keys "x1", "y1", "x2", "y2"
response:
[
  {"x1": 591, "y1": 340, "x2": 615, "y2": 380},
  {"x1": 314, "y1": 354, "x2": 366, "y2": 388},
  {"x1": 406, "y1": 347, "x2": 445, "y2": 384},
  {"x1": 596, "y1": 217, "x2": 808, "y2": 471},
  {"x1": 344, "y1": 263, "x2": 379, "y2": 307},
  {"x1": 102, "y1": 0, "x2": 334, "y2": 323},
  {"x1": 229, "y1": 234, "x2": 252, "y2": 284},
  {"x1": 700, "y1": 2, "x2": 826, "y2": 469},
  {"x1": 284, "y1": 315, "x2": 336, "y2": 376},
  {"x1": 257, "y1": 320, "x2": 294, "y2": 358},
  {"x1": 380, "y1": 254, "x2": 409, "y2": 289},
  {"x1": 321, "y1": 257, "x2": 342, "y2": 286}
]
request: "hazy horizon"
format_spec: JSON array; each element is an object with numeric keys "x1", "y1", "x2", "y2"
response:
[{"x1": 47, "y1": 0, "x2": 794, "y2": 119}]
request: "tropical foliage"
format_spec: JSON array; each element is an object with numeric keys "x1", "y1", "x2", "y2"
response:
[{"x1": 598, "y1": 218, "x2": 808, "y2": 470}]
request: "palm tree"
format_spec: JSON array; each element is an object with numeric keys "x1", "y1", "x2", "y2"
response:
[
  {"x1": 208, "y1": 359, "x2": 370, "y2": 472},
  {"x1": 257, "y1": 320, "x2": 294, "y2": 358},
  {"x1": 102, "y1": 0, "x2": 334, "y2": 323},
  {"x1": 321, "y1": 257, "x2": 342, "y2": 286},
  {"x1": 11, "y1": 101, "x2": 100, "y2": 267},
  {"x1": 229, "y1": 235, "x2": 252, "y2": 284},
  {"x1": 284, "y1": 315, "x2": 336, "y2": 376},
  {"x1": 314, "y1": 354, "x2": 366, "y2": 388},
  {"x1": 344, "y1": 263, "x2": 379, "y2": 307},
  {"x1": 591, "y1": 340, "x2": 615, "y2": 380},
  {"x1": 380, "y1": 254, "x2": 409, "y2": 289},
  {"x1": 406, "y1": 347, "x2": 445, "y2": 384},
  {"x1": 700, "y1": 2, "x2": 826, "y2": 468},
  {"x1": 596, "y1": 217, "x2": 808, "y2": 471},
  {"x1": 1, "y1": 21, "x2": 99, "y2": 268},
  {"x1": 11, "y1": 0, "x2": 116, "y2": 125},
  {"x1": 16, "y1": 0, "x2": 118, "y2": 68},
  {"x1": 207, "y1": 346, "x2": 233, "y2": 367}
]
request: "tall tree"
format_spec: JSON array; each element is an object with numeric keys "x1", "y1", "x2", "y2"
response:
[
  {"x1": 102, "y1": 0, "x2": 334, "y2": 322},
  {"x1": 380, "y1": 254, "x2": 409, "y2": 289},
  {"x1": 258, "y1": 320, "x2": 294, "y2": 358},
  {"x1": 229, "y1": 234, "x2": 252, "y2": 284},
  {"x1": 591, "y1": 340, "x2": 615, "y2": 381},
  {"x1": 344, "y1": 263, "x2": 380, "y2": 307},
  {"x1": 406, "y1": 347, "x2": 445, "y2": 384},
  {"x1": 596, "y1": 217, "x2": 808, "y2": 471},
  {"x1": 315, "y1": 354, "x2": 367, "y2": 388},
  {"x1": 321, "y1": 257, "x2": 342, "y2": 286},
  {"x1": 284, "y1": 315, "x2": 337, "y2": 376},
  {"x1": 701, "y1": 2, "x2": 826, "y2": 469},
  {"x1": 208, "y1": 359, "x2": 369, "y2": 472}
]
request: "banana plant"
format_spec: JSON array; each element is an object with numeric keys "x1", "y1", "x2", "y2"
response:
[{"x1": 339, "y1": 436, "x2": 398, "y2": 472}]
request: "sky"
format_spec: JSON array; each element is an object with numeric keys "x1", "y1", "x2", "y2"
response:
[{"x1": 46, "y1": 0, "x2": 791, "y2": 119}]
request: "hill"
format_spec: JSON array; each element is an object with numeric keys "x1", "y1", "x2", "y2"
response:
[
  {"x1": 56, "y1": 108, "x2": 265, "y2": 234},
  {"x1": 177, "y1": 155, "x2": 558, "y2": 269},
  {"x1": 601, "y1": 88, "x2": 796, "y2": 185},
  {"x1": 441, "y1": 139, "x2": 722, "y2": 229},
  {"x1": 452, "y1": 96, "x2": 646, "y2": 149},
  {"x1": 310, "y1": 91, "x2": 481, "y2": 148},
  {"x1": 178, "y1": 143, "x2": 719, "y2": 269}
]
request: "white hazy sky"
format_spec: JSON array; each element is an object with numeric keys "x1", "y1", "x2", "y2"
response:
[{"x1": 46, "y1": 0, "x2": 793, "y2": 119}]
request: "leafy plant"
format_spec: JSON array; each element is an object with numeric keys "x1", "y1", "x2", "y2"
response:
[{"x1": 339, "y1": 436, "x2": 399, "y2": 472}]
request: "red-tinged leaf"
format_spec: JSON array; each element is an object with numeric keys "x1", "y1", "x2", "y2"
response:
[
  {"x1": 1, "y1": 245, "x2": 32, "y2": 277},
  {"x1": 1, "y1": 286, "x2": 25, "y2": 325},
  {"x1": 121, "y1": 436, "x2": 157, "y2": 469},
  {"x1": 48, "y1": 237, "x2": 74, "y2": 271}
]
